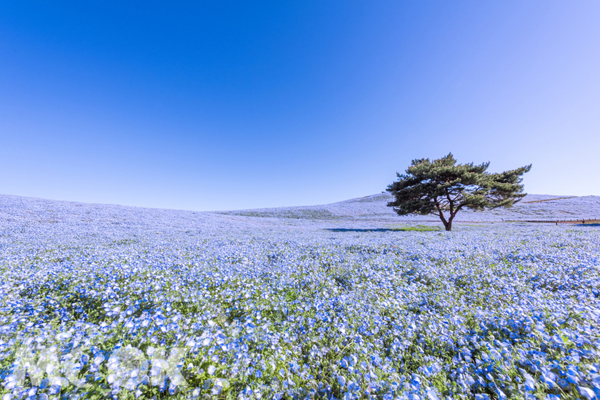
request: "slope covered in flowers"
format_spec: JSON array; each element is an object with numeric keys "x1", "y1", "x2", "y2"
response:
[
  {"x1": 220, "y1": 193, "x2": 600, "y2": 222},
  {"x1": 1, "y1": 194, "x2": 599, "y2": 400}
]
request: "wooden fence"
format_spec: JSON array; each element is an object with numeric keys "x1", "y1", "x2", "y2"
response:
[{"x1": 507, "y1": 219, "x2": 600, "y2": 224}]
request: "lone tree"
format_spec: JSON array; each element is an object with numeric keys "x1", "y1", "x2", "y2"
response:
[{"x1": 386, "y1": 153, "x2": 531, "y2": 231}]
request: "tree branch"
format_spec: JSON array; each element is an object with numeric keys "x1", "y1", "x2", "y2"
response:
[
  {"x1": 445, "y1": 189, "x2": 454, "y2": 215},
  {"x1": 433, "y1": 198, "x2": 448, "y2": 226}
]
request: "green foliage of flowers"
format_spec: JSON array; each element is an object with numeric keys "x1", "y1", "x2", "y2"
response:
[{"x1": 0, "y1": 198, "x2": 599, "y2": 400}]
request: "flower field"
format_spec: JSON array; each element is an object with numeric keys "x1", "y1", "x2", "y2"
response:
[{"x1": 1, "y1": 195, "x2": 599, "y2": 399}]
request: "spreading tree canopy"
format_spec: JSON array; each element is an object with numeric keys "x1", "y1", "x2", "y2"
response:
[{"x1": 386, "y1": 153, "x2": 531, "y2": 231}]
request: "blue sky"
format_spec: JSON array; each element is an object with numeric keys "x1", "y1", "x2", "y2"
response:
[{"x1": 1, "y1": 1, "x2": 599, "y2": 211}]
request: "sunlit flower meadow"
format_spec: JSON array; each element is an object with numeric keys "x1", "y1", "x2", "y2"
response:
[{"x1": 1, "y1": 195, "x2": 599, "y2": 400}]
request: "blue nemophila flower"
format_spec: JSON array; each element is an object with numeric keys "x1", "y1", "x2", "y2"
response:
[{"x1": 1, "y1": 195, "x2": 599, "y2": 399}]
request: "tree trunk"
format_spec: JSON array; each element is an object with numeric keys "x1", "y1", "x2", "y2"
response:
[
  {"x1": 437, "y1": 210, "x2": 453, "y2": 231},
  {"x1": 442, "y1": 215, "x2": 454, "y2": 232},
  {"x1": 444, "y1": 215, "x2": 454, "y2": 231}
]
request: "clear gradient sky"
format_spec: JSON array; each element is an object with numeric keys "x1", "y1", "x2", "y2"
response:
[{"x1": 1, "y1": 1, "x2": 599, "y2": 211}]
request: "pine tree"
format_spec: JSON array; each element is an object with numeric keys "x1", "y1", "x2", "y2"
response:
[{"x1": 386, "y1": 153, "x2": 531, "y2": 231}]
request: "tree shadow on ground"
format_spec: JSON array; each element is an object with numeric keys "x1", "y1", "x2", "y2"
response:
[
  {"x1": 575, "y1": 223, "x2": 600, "y2": 227},
  {"x1": 325, "y1": 226, "x2": 439, "y2": 232},
  {"x1": 326, "y1": 228, "x2": 401, "y2": 232}
]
